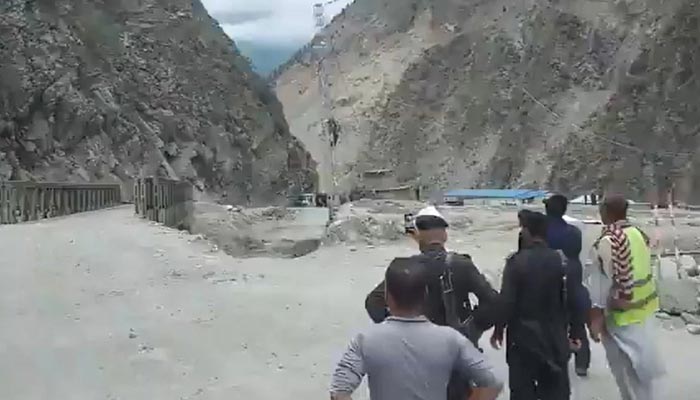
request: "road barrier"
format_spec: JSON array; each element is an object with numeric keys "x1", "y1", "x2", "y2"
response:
[
  {"x1": 0, "y1": 181, "x2": 121, "y2": 224},
  {"x1": 134, "y1": 177, "x2": 193, "y2": 229}
]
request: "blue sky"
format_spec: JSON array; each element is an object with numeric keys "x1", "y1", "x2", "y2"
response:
[{"x1": 202, "y1": 0, "x2": 353, "y2": 45}]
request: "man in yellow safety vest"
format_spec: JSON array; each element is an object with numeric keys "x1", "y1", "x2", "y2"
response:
[{"x1": 586, "y1": 194, "x2": 665, "y2": 400}]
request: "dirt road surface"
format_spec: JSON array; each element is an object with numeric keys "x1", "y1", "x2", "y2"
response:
[{"x1": 0, "y1": 206, "x2": 697, "y2": 399}]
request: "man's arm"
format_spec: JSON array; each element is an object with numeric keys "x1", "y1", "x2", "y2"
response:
[
  {"x1": 456, "y1": 255, "x2": 501, "y2": 331},
  {"x1": 587, "y1": 237, "x2": 614, "y2": 342},
  {"x1": 589, "y1": 237, "x2": 614, "y2": 309},
  {"x1": 566, "y1": 261, "x2": 586, "y2": 341},
  {"x1": 365, "y1": 280, "x2": 388, "y2": 323},
  {"x1": 494, "y1": 256, "x2": 517, "y2": 338},
  {"x1": 330, "y1": 334, "x2": 366, "y2": 399},
  {"x1": 453, "y1": 332, "x2": 503, "y2": 400},
  {"x1": 569, "y1": 225, "x2": 583, "y2": 258},
  {"x1": 563, "y1": 226, "x2": 587, "y2": 341}
]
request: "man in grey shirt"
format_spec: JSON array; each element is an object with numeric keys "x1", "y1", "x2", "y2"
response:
[{"x1": 330, "y1": 258, "x2": 503, "y2": 400}]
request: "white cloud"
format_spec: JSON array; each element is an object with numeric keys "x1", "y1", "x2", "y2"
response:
[{"x1": 202, "y1": 0, "x2": 353, "y2": 45}]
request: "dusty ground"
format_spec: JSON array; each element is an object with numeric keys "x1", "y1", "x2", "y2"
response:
[{"x1": 0, "y1": 205, "x2": 698, "y2": 399}]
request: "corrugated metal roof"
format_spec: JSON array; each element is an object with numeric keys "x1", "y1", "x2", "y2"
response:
[
  {"x1": 363, "y1": 169, "x2": 393, "y2": 176},
  {"x1": 371, "y1": 185, "x2": 414, "y2": 192},
  {"x1": 444, "y1": 189, "x2": 550, "y2": 200}
]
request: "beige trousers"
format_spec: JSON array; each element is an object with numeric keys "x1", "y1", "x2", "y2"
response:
[{"x1": 602, "y1": 334, "x2": 656, "y2": 400}]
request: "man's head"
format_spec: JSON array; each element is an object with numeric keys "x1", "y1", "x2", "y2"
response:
[
  {"x1": 384, "y1": 257, "x2": 428, "y2": 315},
  {"x1": 411, "y1": 206, "x2": 449, "y2": 251},
  {"x1": 517, "y1": 209, "x2": 534, "y2": 227},
  {"x1": 545, "y1": 194, "x2": 568, "y2": 218},
  {"x1": 600, "y1": 194, "x2": 628, "y2": 224},
  {"x1": 520, "y1": 211, "x2": 548, "y2": 245}
]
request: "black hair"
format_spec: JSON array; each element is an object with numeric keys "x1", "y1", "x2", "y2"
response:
[
  {"x1": 385, "y1": 257, "x2": 428, "y2": 310},
  {"x1": 545, "y1": 194, "x2": 568, "y2": 218},
  {"x1": 517, "y1": 209, "x2": 534, "y2": 226},
  {"x1": 522, "y1": 211, "x2": 548, "y2": 239},
  {"x1": 602, "y1": 195, "x2": 629, "y2": 220},
  {"x1": 415, "y1": 215, "x2": 448, "y2": 231}
]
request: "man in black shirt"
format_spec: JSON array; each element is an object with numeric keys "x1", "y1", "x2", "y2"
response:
[
  {"x1": 544, "y1": 194, "x2": 590, "y2": 377},
  {"x1": 365, "y1": 206, "x2": 501, "y2": 400},
  {"x1": 491, "y1": 211, "x2": 584, "y2": 400}
]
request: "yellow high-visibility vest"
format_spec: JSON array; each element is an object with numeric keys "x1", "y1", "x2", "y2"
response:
[{"x1": 610, "y1": 227, "x2": 659, "y2": 327}]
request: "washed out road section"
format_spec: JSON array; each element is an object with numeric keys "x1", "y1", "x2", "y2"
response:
[{"x1": 0, "y1": 206, "x2": 698, "y2": 399}]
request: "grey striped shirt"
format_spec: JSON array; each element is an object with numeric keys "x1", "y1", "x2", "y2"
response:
[{"x1": 330, "y1": 316, "x2": 502, "y2": 400}]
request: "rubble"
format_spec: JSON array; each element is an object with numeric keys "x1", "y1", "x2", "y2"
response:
[
  {"x1": 657, "y1": 258, "x2": 700, "y2": 333},
  {"x1": 658, "y1": 278, "x2": 700, "y2": 315},
  {"x1": 188, "y1": 202, "x2": 324, "y2": 258},
  {"x1": 324, "y1": 215, "x2": 404, "y2": 245}
]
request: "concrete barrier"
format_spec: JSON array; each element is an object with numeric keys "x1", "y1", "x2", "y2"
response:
[{"x1": 0, "y1": 181, "x2": 121, "y2": 224}]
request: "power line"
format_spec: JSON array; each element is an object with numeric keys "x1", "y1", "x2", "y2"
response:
[
  {"x1": 313, "y1": 0, "x2": 345, "y2": 28},
  {"x1": 521, "y1": 87, "x2": 695, "y2": 159}
]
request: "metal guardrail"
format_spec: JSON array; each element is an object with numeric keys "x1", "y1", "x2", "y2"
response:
[
  {"x1": 0, "y1": 181, "x2": 121, "y2": 224},
  {"x1": 134, "y1": 177, "x2": 193, "y2": 229}
]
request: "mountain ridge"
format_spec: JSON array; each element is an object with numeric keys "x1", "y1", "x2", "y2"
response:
[
  {"x1": 0, "y1": 0, "x2": 316, "y2": 204},
  {"x1": 275, "y1": 0, "x2": 700, "y2": 202}
]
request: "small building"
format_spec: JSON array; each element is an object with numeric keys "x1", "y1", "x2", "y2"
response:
[
  {"x1": 361, "y1": 169, "x2": 399, "y2": 190},
  {"x1": 356, "y1": 169, "x2": 419, "y2": 201},
  {"x1": 365, "y1": 185, "x2": 418, "y2": 201}
]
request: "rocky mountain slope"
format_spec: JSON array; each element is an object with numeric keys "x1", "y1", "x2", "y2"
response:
[
  {"x1": 0, "y1": 0, "x2": 316, "y2": 204},
  {"x1": 275, "y1": 0, "x2": 700, "y2": 203}
]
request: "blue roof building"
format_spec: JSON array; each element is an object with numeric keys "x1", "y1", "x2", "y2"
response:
[{"x1": 443, "y1": 189, "x2": 550, "y2": 201}]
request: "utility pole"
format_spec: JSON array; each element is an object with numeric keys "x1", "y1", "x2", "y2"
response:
[{"x1": 312, "y1": 1, "x2": 339, "y2": 224}]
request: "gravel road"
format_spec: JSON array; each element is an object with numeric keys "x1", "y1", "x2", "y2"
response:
[{"x1": 0, "y1": 206, "x2": 697, "y2": 399}]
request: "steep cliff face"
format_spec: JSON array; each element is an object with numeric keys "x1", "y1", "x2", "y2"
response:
[
  {"x1": 276, "y1": 0, "x2": 700, "y2": 202},
  {"x1": 275, "y1": 0, "x2": 454, "y2": 192},
  {"x1": 0, "y1": 0, "x2": 316, "y2": 204}
]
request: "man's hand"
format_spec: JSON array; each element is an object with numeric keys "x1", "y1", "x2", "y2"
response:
[
  {"x1": 589, "y1": 322, "x2": 603, "y2": 343},
  {"x1": 569, "y1": 338, "x2": 582, "y2": 352},
  {"x1": 589, "y1": 308, "x2": 605, "y2": 343},
  {"x1": 467, "y1": 386, "x2": 502, "y2": 400},
  {"x1": 609, "y1": 296, "x2": 633, "y2": 311},
  {"x1": 489, "y1": 331, "x2": 502, "y2": 350}
]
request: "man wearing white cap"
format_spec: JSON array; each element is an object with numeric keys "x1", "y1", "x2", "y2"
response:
[{"x1": 365, "y1": 205, "x2": 501, "y2": 400}]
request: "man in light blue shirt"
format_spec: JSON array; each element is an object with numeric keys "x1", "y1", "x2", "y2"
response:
[{"x1": 330, "y1": 258, "x2": 503, "y2": 400}]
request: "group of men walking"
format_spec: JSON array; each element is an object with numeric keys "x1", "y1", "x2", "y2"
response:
[{"x1": 329, "y1": 194, "x2": 665, "y2": 400}]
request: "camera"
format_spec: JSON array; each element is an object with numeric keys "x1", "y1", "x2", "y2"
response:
[{"x1": 404, "y1": 213, "x2": 416, "y2": 234}]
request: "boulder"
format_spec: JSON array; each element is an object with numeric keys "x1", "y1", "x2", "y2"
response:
[
  {"x1": 655, "y1": 311, "x2": 673, "y2": 320},
  {"x1": 681, "y1": 312, "x2": 700, "y2": 325},
  {"x1": 658, "y1": 257, "x2": 681, "y2": 280},
  {"x1": 681, "y1": 255, "x2": 699, "y2": 277},
  {"x1": 658, "y1": 278, "x2": 700, "y2": 314},
  {"x1": 661, "y1": 316, "x2": 687, "y2": 331},
  {"x1": 687, "y1": 324, "x2": 700, "y2": 335}
]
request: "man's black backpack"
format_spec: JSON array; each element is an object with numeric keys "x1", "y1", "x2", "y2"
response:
[{"x1": 439, "y1": 253, "x2": 484, "y2": 349}]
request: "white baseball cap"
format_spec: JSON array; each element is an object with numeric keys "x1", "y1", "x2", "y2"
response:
[{"x1": 414, "y1": 206, "x2": 449, "y2": 230}]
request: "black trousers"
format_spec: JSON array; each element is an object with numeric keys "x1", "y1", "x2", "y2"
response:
[
  {"x1": 508, "y1": 349, "x2": 570, "y2": 400},
  {"x1": 574, "y1": 332, "x2": 590, "y2": 370}
]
